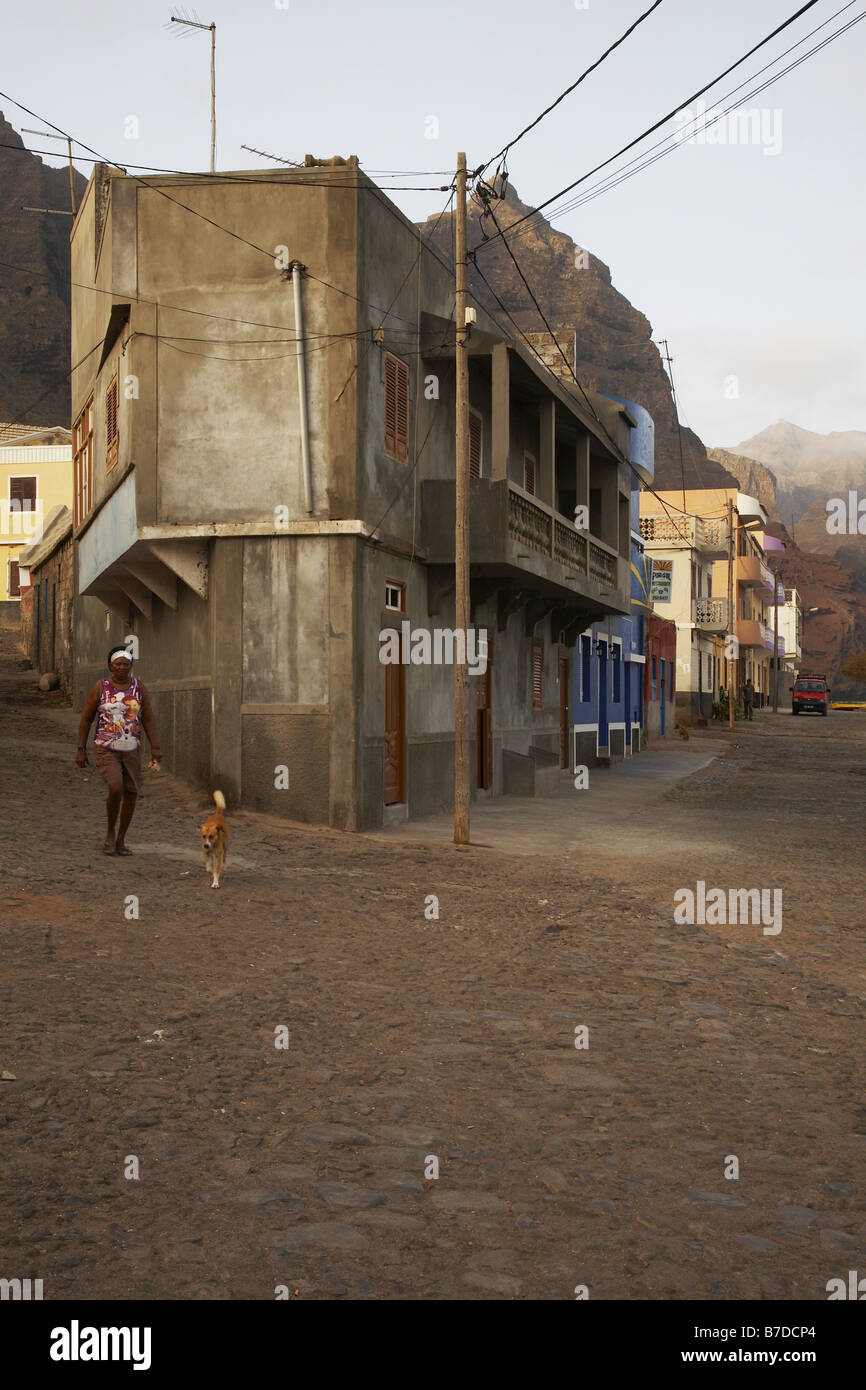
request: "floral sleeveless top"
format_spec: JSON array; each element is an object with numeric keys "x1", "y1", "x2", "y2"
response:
[{"x1": 95, "y1": 676, "x2": 143, "y2": 751}]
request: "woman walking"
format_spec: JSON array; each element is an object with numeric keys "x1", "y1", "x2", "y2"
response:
[{"x1": 76, "y1": 647, "x2": 161, "y2": 855}]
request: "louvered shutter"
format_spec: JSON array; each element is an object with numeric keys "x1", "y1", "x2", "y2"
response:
[
  {"x1": 384, "y1": 354, "x2": 398, "y2": 458},
  {"x1": 384, "y1": 353, "x2": 409, "y2": 463},
  {"x1": 532, "y1": 643, "x2": 543, "y2": 712},
  {"x1": 106, "y1": 378, "x2": 119, "y2": 469},
  {"x1": 395, "y1": 357, "x2": 409, "y2": 463},
  {"x1": 469, "y1": 411, "x2": 482, "y2": 479},
  {"x1": 524, "y1": 453, "x2": 536, "y2": 496},
  {"x1": 10, "y1": 476, "x2": 36, "y2": 509}
]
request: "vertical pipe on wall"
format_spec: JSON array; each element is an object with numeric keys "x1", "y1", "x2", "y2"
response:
[{"x1": 291, "y1": 262, "x2": 314, "y2": 515}]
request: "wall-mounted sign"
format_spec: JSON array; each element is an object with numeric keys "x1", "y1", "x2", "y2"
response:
[{"x1": 651, "y1": 559, "x2": 673, "y2": 604}]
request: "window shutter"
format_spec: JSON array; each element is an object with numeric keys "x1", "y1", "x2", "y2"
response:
[
  {"x1": 469, "y1": 411, "x2": 482, "y2": 479},
  {"x1": 106, "y1": 377, "x2": 119, "y2": 468},
  {"x1": 384, "y1": 353, "x2": 409, "y2": 463},
  {"x1": 74, "y1": 399, "x2": 93, "y2": 527},
  {"x1": 384, "y1": 354, "x2": 397, "y2": 458},
  {"x1": 524, "y1": 453, "x2": 536, "y2": 496},
  {"x1": 10, "y1": 477, "x2": 36, "y2": 509},
  {"x1": 532, "y1": 643, "x2": 543, "y2": 712},
  {"x1": 9, "y1": 561, "x2": 20, "y2": 597}
]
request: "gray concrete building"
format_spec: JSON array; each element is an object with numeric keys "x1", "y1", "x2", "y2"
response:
[{"x1": 70, "y1": 160, "x2": 639, "y2": 829}]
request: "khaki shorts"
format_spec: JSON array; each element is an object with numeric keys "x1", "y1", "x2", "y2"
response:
[{"x1": 94, "y1": 746, "x2": 143, "y2": 796}]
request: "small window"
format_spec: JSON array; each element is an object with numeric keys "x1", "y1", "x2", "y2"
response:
[
  {"x1": 8, "y1": 561, "x2": 20, "y2": 597},
  {"x1": 384, "y1": 352, "x2": 409, "y2": 464},
  {"x1": 106, "y1": 375, "x2": 119, "y2": 469},
  {"x1": 9, "y1": 476, "x2": 37, "y2": 510},
  {"x1": 74, "y1": 397, "x2": 93, "y2": 526},
  {"x1": 531, "y1": 642, "x2": 543, "y2": 712},
  {"x1": 469, "y1": 408, "x2": 482, "y2": 479},
  {"x1": 385, "y1": 581, "x2": 404, "y2": 612},
  {"x1": 524, "y1": 452, "x2": 536, "y2": 497}
]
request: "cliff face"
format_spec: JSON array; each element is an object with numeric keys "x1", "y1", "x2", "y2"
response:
[
  {"x1": 419, "y1": 182, "x2": 737, "y2": 491},
  {"x1": 0, "y1": 114, "x2": 87, "y2": 426},
  {"x1": 711, "y1": 445, "x2": 866, "y2": 687},
  {"x1": 768, "y1": 534, "x2": 866, "y2": 693},
  {"x1": 706, "y1": 447, "x2": 779, "y2": 518}
]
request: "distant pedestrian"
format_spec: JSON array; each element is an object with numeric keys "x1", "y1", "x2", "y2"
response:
[
  {"x1": 75, "y1": 647, "x2": 161, "y2": 855},
  {"x1": 743, "y1": 678, "x2": 755, "y2": 721}
]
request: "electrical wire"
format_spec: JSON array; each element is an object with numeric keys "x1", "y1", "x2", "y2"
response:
[
  {"x1": 0, "y1": 338, "x2": 105, "y2": 433},
  {"x1": 473, "y1": 0, "x2": 825, "y2": 253},
  {"x1": 480, "y1": 0, "x2": 666, "y2": 175},
  {"x1": 468, "y1": 198, "x2": 715, "y2": 536},
  {"x1": 498, "y1": 1, "x2": 864, "y2": 242}
]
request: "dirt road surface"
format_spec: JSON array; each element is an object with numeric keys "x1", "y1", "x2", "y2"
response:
[{"x1": 1, "y1": 632, "x2": 864, "y2": 1300}]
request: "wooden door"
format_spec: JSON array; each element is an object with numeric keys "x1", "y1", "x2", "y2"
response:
[
  {"x1": 476, "y1": 636, "x2": 493, "y2": 789},
  {"x1": 384, "y1": 660, "x2": 405, "y2": 804},
  {"x1": 559, "y1": 656, "x2": 570, "y2": 768}
]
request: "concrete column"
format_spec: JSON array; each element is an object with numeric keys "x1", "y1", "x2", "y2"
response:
[
  {"x1": 576, "y1": 431, "x2": 590, "y2": 524},
  {"x1": 539, "y1": 397, "x2": 555, "y2": 510},
  {"x1": 491, "y1": 344, "x2": 510, "y2": 481},
  {"x1": 211, "y1": 538, "x2": 243, "y2": 804},
  {"x1": 328, "y1": 534, "x2": 358, "y2": 830}
]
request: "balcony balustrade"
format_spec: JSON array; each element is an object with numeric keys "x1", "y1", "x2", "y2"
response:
[{"x1": 693, "y1": 596, "x2": 729, "y2": 631}]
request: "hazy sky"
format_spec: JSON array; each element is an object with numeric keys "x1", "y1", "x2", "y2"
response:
[{"x1": 3, "y1": 0, "x2": 864, "y2": 447}]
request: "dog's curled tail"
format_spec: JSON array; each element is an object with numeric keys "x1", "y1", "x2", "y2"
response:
[{"x1": 213, "y1": 789, "x2": 226, "y2": 812}]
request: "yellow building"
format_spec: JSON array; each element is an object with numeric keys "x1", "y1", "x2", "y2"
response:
[
  {"x1": 0, "y1": 424, "x2": 73, "y2": 609},
  {"x1": 640, "y1": 486, "x2": 775, "y2": 712}
]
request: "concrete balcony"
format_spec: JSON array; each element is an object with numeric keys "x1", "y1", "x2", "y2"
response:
[
  {"x1": 693, "y1": 596, "x2": 729, "y2": 631},
  {"x1": 759, "y1": 561, "x2": 777, "y2": 600},
  {"x1": 422, "y1": 477, "x2": 628, "y2": 616},
  {"x1": 736, "y1": 618, "x2": 777, "y2": 651},
  {"x1": 639, "y1": 513, "x2": 729, "y2": 556},
  {"x1": 737, "y1": 554, "x2": 763, "y2": 588}
]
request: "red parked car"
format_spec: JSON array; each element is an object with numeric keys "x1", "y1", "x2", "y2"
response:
[{"x1": 792, "y1": 674, "x2": 830, "y2": 715}]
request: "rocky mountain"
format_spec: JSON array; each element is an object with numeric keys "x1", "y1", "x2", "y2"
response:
[
  {"x1": 709, "y1": 444, "x2": 866, "y2": 687},
  {"x1": 766, "y1": 530, "x2": 866, "y2": 695},
  {"x1": 727, "y1": 420, "x2": 866, "y2": 529},
  {"x1": 0, "y1": 114, "x2": 87, "y2": 427},
  {"x1": 419, "y1": 182, "x2": 738, "y2": 492},
  {"x1": 706, "y1": 447, "x2": 778, "y2": 518}
]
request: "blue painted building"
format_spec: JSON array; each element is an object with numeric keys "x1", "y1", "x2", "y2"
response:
[{"x1": 572, "y1": 397, "x2": 654, "y2": 766}]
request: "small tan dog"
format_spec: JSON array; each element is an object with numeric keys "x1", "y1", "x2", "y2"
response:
[{"x1": 200, "y1": 790, "x2": 228, "y2": 889}]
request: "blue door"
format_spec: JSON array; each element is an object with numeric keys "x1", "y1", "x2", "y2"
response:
[
  {"x1": 624, "y1": 661, "x2": 631, "y2": 748},
  {"x1": 660, "y1": 659, "x2": 667, "y2": 735},
  {"x1": 598, "y1": 643, "x2": 609, "y2": 749}
]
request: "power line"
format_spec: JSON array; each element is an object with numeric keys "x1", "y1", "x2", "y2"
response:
[
  {"x1": 468, "y1": 196, "x2": 714, "y2": 533},
  {"x1": 474, "y1": 0, "x2": 825, "y2": 253},
  {"x1": 0, "y1": 141, "x2": 451, "y2": 191},
  {"x1": 480, "y1": 0, "x2": 666, "y2": 174},
  {"x1": 499, "y1": 0, "x2": 863, "y2": 241},
  {"x1": 0, "y1": 88, "x2": 464, "y2": 338},
  {"x1": 0, "y1": 338, "x2": 105, "y2": 434}
]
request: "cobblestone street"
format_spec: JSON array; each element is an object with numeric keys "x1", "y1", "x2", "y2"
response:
[{"x1": 1, "y1": 633, "x2": 865, "y2": 1301}]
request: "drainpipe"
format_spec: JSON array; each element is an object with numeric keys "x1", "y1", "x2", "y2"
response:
[{"x1": 290, "y1": 261, "x2": 313, "y2": 514}]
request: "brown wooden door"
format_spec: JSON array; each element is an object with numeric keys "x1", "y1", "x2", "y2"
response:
[
  {"x1": 384, "y1": 660, "x2": 405, "y2": 804},
  {"x1": 559, "y1": 656, "x2": 570, "y2": 769},
  {"x1": 476, "y1": 638, "x2": 493, "y2": 789}
]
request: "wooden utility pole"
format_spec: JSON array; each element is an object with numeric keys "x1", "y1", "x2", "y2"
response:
[
  {"x1": 727, "y1": 496, "x2": 735, "y2": 729},
  {"x1": 454, "y1": 152, "x2": 470, "y2": 845},
  {"x1": 772, "y1": 575, "x2": 780, "y2": 713}
]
